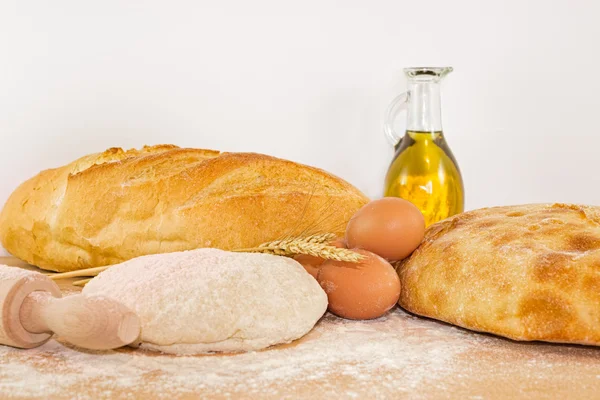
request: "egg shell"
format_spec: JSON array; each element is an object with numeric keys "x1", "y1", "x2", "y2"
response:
[
  {"x1": 345, "y1": 197, "x2": 425, "y2": 261},
  {"x1": 317, "y1": 248, "x2": 401, "y2": 320},
  {"x1": 330, "y1": 237, "x2": 347, "y2": 248},
  {"x1": 294, "y1": 254, "x2": 323, "y2": 279}
]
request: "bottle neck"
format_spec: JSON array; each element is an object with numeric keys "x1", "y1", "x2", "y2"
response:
[{"x1": 406, "y1": 80, "x2": 443, "y2": 133}]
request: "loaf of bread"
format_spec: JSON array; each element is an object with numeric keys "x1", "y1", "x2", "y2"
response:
[
  {"x1": 398, "y1": 203, "x2": 600, "y2": 346},
  {"x1": 0, "y1": 145, "x2": 369, "y2": 272}
]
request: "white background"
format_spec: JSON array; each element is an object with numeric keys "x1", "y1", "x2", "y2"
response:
[{"x1": 1, "y1": 1, "x2": 599, "y2": 254}]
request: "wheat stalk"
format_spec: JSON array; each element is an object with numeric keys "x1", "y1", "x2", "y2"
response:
[
  {"x1": 48, "y1": 233, "x2": 362, "y2": 283},
  {"x1": 269, "y1": 232, "x2": 336, "y2": 246},
  {"x1": 48, "y1": 266, "x2": 110, "y2": 281},
  {"x1": 72, "y1": 278, "x2": 93, "y2": 287},
  {"x1": 234, "y1": 234, "x2": 363, "y2": 262}
]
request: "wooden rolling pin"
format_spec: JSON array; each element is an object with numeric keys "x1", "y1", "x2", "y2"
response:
[{"x1": 0, "y1": 265, "x2": 140, "y2": 350}]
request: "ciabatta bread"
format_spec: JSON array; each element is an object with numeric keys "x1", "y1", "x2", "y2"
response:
[
  {"x1": 0, "y1": 145, "x2": 369, "y2": 272},
  {"x1": 398, "y1": 203, "x2": 600, "y2": 346}
]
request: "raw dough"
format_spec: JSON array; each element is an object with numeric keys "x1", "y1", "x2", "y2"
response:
[{"x1": 83, "y1": 249, "x2": 328, "y2": 354}]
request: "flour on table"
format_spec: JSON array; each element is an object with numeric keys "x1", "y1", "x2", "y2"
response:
[
  {"x1": 2, "y1": 310, "x2": 600, "y2": 399},
  {"x1": 0, "y1": 311, "x2": 469, "y2": 399},
  {"x1": 0, "y1": 267, "x2": 38, "y2": 282}
]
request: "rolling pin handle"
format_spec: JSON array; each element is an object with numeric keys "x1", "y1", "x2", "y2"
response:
[
  {"x1": 20, "y1": 291, "x2": 55, "y2": 334},
  {"x1": 20, "y1": 292, "x2": 141, "y2": 350}
]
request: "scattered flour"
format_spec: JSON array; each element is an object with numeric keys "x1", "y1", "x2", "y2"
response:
[
  {"x1": 0, "y1": 268, "x2": 38, "y2": 282},
  {"x1": 1, "y1": 309, "x2": 599, "y2": 399},
  {"x1": 0, "y1": 311, "x2": 471, "y2": 399}
]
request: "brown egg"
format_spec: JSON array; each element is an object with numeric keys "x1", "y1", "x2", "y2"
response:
[
  {"x1": 294, "y1": 237, "x2": 347, "y2": 279},
  {"x1": 294, "y1": 254, "x2": 324, "y2": 279},
  {"x1": 317, "y1": 249, "x2": 401, "y2": 320},
  {"x1": 345, "y1": 197, "x2": 425, "y2": 261},
  {"x1": 330, "y1": 237, "x2": 347, "y2": 249}
]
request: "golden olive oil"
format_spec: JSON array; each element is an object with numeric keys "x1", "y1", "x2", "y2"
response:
[{"x1": 384, "y1": 130, "x2": 464, "y2": 226}]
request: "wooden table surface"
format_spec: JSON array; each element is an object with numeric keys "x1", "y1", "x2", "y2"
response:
[{"x1": 1, "y1": 256, "x2": 600, "y2": 400}]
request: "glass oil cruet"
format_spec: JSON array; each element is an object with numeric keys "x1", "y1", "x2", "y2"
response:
[{"x1": 384, "y1": 67, "x2": 464, "y2": 227}]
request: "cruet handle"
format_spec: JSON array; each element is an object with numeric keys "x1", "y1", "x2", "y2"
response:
[{"x1": 384, "y1": 92, "x2": 409, "y2": 146}]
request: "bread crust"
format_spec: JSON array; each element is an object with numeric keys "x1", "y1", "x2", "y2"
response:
[
  {"x1": 0, "y1": 145, "x2": 369, "y2": 272},
  {"x1": 398, "y1": 203, "x2": 600, "y2": 346}
]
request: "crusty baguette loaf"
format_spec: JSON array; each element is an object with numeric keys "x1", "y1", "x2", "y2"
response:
[
  {"x1": 0, "y1": 145, "x2": 369, "y2": 272},
  {"x1": 398, "y1": 203, "x2": 600, "y2": 346}
]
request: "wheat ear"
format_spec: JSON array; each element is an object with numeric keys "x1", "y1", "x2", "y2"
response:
[
  {"x1": 48, "y1": 233, "x2": 363, "y2": 282},
  {"x1": 233, "y1": 234, "x2": 363, "y2": 262}
]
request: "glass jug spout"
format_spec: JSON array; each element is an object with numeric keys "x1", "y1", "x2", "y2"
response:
[
  {"x1": 384, "y1": 67, "x2": 453, "y2": 146},
  {"x1": 404, "y1": 66, "x2": 453, "y2": 80}
]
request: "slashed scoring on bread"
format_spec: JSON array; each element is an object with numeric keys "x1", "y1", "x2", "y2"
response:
[{"x1": 0, "y1": 145, "x2": 368, "y2": 272}]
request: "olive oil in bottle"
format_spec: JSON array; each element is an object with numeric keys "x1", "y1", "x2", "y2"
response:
[
  {"x1": 383, "y1": 67, "x2": 464, "y2": 226},
  {"x1": 384, "y1": 130, "x2": 464, "y2": 226}
]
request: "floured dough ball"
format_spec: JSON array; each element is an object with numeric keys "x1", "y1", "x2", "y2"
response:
[{"x1": 83, "y1": 249, "x2": 328, "y2": 354}]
